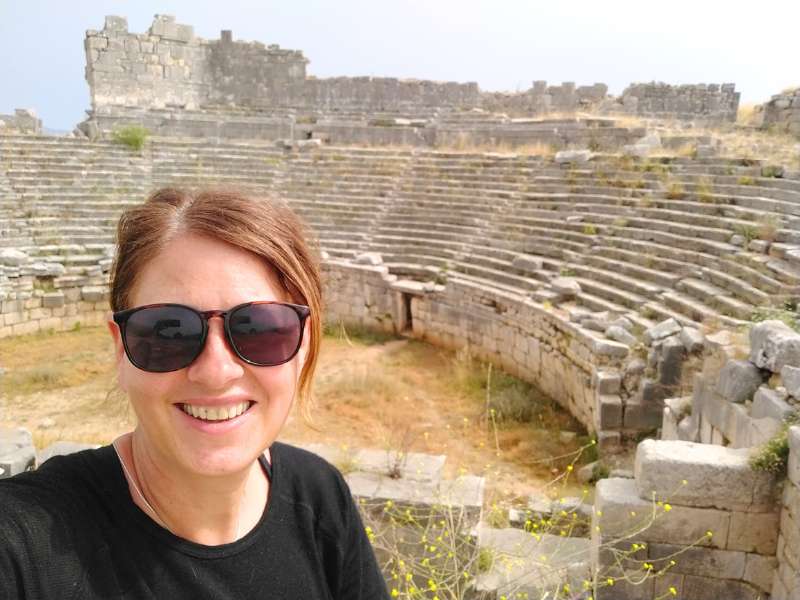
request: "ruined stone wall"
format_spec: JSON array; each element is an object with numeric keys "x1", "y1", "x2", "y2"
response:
[
  {"x1": 759, "y1": 87, "x2": 800, "y2": 138},
  {"x1": 609, "y1": 82, "x2": 740, "y2": 123},
  {"x1": 84, "y1": 15, "x2": 479, "y2": 119},
  {"x1": 0, "y1": 249, "x2": 110, "y2": 338},
  {"x1": 85, "y1": 15, "x2": 308, "y2": 111},
  {"x1": 0, "y1": 109, "x2": 42, "y2": 134},
  {"x1": 481, "y1": 80, "x2": 609, "y2": 115}
]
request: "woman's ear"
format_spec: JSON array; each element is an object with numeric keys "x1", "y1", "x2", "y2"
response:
[
  {"x1": 107, "y1": 316, "x2": 125, "y2": 364},
  {"x1": 296, "y1": 319, "x2": 311, "y2": 374}
]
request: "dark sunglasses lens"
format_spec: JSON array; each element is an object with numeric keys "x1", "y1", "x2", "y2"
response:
[
  {"x1": 124, "y1": 306, "x2": 204, "y2": 372},
  {"x1": 229, "y1": 304, "x2": 302, "y2": 365}
]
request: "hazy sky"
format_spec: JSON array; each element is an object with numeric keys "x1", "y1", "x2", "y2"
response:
[{"x1": 1, "y1": 1, "x2": 798, "y2": 131}]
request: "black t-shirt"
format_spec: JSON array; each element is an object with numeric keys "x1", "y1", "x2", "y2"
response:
[{"x1": 0, "y1": 441, "x2": 390, "y2": 599}]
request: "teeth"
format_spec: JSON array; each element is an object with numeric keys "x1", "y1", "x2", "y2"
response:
[{"x1": 182, "y1": 401, "x2": 250, "y2": 422}]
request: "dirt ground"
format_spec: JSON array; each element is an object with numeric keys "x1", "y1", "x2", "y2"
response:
[{"x1": 0, "y1": 325, "x2": 591, "y2": 507}]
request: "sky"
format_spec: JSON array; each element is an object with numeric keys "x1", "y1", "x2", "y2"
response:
[{"x1": 1, "y1": 0, "x2": 798, "y2": 132}]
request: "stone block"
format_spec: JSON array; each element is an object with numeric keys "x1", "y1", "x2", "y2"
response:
[
  {"x1": 593, "y1": 370, "x2": 621, "y2": 395},
  {"x1": 781, "y1": 364, "x2": 800, "y2": 399},
  {"x1": 750, "y1": 319, "x2": 800, "y2": 372},
  {"x1": 104, "y1": 15, "x2": 128, "y2": 32},
  {"x1": 554, "y1": 150, "x2": 594, "y2": 164},
  {"x1": 81, "y1": 286, "x2": 106, "y2": 302},
  {"x1": 605, "y1": 324, "x2": 636, "y2": 346},
  {"x1": 634, "y1": 440, "x2": 779, "y2": 512},
  {"x1": 594, "y1": 478, "x2": 730, "y2": 549},
  {"x1": 647, "y1": 542, "x2": 745, "y2": 579},
  {"x1": 789, "y1": 426, "x2": 800, "y2": 487},
  {"x1": 353, "y1": 252, "x2": 383, "y2": 266},
  {"x1": 662, "y1": 406, "x2": 679, "y2": 440},
  {"x1": 753, "y1": 385, "x2": 795, "y2": 419},
  {"x1": 643, "y1": 318, "x2": 681, "y2": 345},
  {"x1": 0, "y1": 427, "x2": 35, "y2": 478},
  {"x1": 590, "y1": 337, "x2": 629, "y2": 358},
  {"x1": 624, "y1": 398, "x2": 663, "y2": 430},
  {"x1": 681, "y1": 574, "x2": 764, "y2": 600},
  {"x1": 728, "y1": 510, "x2": 779, "y2": 555},
  {"x1": 749, "y1": 416, "x2": 783, "y2": 447},
  {"x1": 677, "y1": 414, "x2": 699, "y2": 442},
  {"x1": 679, "y1": 326, "x2": 704, "y2": 353},
  {"x1": 743, "y1": 553, "x2": 777, "y2": 594},
  {"x1": 658, "y1": 335, "x2": 685, "y2": 386},
  {"x1": 596, "y1": 394, "x2": 623, "y2": 429},
  {"x1": 716, "y1": 359, "x2": 765, "y2": 403}
]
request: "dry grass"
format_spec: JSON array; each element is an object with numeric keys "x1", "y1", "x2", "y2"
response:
[
  {"x1": 736, "y1": 103, "x2": 760, "y2": 127},
  {"x1": 436, "y1": 135, "x2": 556, "y2": 157}
]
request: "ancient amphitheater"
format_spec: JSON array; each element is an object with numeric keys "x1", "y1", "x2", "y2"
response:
[{"x1": 2, "y1": 14, "x2": 800, "y2": 600}]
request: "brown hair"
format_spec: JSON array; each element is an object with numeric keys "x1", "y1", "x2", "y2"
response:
[{"x1": 110, "y1": 187, "x2": 323, "y2": 426}]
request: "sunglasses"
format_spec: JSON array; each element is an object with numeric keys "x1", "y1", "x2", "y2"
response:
[{"x1": 112, "y1": 301, "x2": 311, "y2": 373}]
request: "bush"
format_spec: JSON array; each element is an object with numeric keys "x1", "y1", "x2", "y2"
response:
[{"x1": 111, "y1": 125, "x2": 149, "y2": 151}]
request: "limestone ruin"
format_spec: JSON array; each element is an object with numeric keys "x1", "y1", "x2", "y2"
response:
[{"x1": 2, "y1": 12, "x2": 800, "y2": 599}]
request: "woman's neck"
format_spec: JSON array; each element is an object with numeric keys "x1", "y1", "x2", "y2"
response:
[{"x1": 116, "y1": 431, "x2": 270, "y2": 546}]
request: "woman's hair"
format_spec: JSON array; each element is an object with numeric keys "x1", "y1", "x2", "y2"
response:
[{"x1": 109, "y1": 187, "x2": 323, "y2": 426}]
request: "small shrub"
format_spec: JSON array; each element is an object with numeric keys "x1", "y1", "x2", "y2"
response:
[
  {"x1": 559, "y1": 267, "x2": 576, "y2": 276},
  {"x1": 749, "y1": 413, "x2": 800, "y2": 476},
  {"x1": 612, "y1": 217, "x2": 630, "y2": 228},
  {"x1": 737, "y1": 175, "x2": 756, "y2": 186},
  {"x1": 696, "y1": 178, "x2": 715, "y2": 203},
  {"x1": 756, "y1": 214, "x2": 780, "y2": 242},
  {"x1": 734, "y1": 223, "x2": 758, "y2": 246},
  {"x1": 665, "y1": 182, "x2": 686, "y2": 200},
  {"x1": 111, "y1": 125, "x2": 149, "y2": 151},
  {"x1": 476, "y1": 547, "x2": 495, "y2": 573},
  {"x1": 751, "y1": 307, "x2": 800, "y2": 332},
  {"x1": 591, "y1": 462, "x2": 611, "y2": 483},
  {"x1": 582, "y1": 224, "x2": 598, "y2": 235}
]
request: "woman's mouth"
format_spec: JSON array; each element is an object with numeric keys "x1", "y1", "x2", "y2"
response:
[{"x1": 179, "y1": 401, "x2": 255, "y2": 422}]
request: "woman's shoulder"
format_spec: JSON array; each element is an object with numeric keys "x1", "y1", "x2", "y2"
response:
[
  {"x1": 0, "y1": 445, "x2": 118, "y2": 524},
  {"x1": 270, "y1": 441, "x2": 357, "y2": 523}
]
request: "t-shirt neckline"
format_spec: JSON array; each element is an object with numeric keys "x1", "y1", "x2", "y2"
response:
[{"x1": 106, "y1": 443, "x2": 278, "y2": 559}]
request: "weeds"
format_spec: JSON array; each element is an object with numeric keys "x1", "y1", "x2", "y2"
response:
[{"x1": 111, "y1": 125, "x2": 149, "y2": 152}]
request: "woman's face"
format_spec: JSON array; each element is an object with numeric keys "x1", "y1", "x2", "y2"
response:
[{"x1": 108, "y1": 232, "x2": 309, "y2": 478}]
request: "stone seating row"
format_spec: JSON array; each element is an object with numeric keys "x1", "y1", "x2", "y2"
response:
[{"x1": 3, "y1": 137, "x2": 799, "y2": 337}]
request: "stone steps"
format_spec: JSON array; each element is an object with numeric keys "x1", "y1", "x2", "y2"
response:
[
  {"x1": 661, "y1": 290, "x2": 747, "y2": 328},
  {"x1": 675, "y1": 277, "x2": 754, "y2": 320}
]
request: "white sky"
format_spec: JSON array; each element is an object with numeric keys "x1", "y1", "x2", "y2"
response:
[{"x1": 1, "y1": 0, "x2": 798, "y2": 131}]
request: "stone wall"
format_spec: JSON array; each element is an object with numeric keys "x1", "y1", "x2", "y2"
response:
[
  {"x1": 605, "y1": 82, "x2": 740, "y2": 123},
  {"x1": 593, "y1": 440, "x2": 780, "y2": 599},
  {"x1": 775, "y1": 425, "x2": 800, "y2": 598},
  {"x1": 82, "y1": 15, "x2": 739, "y2": 141},
  {"x1": 0, "y1": 109, "x2": 42, "y2": 134},
  {"x1": 759, "y1": 88, "x2": 800, "y2": 138},
  {"x1": 84, "y1": 15, "x2": 479, "y2": 118},
  {"x1": 321, "y1": 257, "x2": 632, "y2": 437},
  {"x1": 481, "y1": 80, "x2": 609, "y2": 115},
  {"x1": 0, "y1": 248, "x2": 109, "y2": 337}
]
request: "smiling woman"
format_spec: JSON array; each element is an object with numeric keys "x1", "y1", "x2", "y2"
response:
[{"x1": 0, "y1": 187, "x2": 390, "y2": 599}]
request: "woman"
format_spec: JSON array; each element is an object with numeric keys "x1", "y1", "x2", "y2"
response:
[{"x1": 0, "y1": 187, "x2": 390, "y2": 599}]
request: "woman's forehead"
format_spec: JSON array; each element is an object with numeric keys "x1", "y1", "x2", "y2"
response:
[{"x1": 130, "y1": 233, "x2": 287, "y2": 307}]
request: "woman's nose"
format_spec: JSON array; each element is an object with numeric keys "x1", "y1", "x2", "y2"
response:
[{"x1": 186, "y1": 318, "x2": 245, "y2": 388}]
